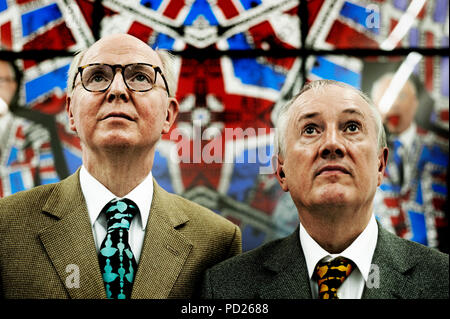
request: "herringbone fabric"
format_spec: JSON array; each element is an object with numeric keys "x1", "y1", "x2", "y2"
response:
[{"x1": 0, "y1": 169, "x2": 242, "y2": 299}]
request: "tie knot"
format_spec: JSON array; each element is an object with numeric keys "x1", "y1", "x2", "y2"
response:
[
  {"x1": 101, "y1": 198, "x2": 138, "y2": 231},
  {"x1": 314, "y1": 256, "x2": 355, "y2": 299}
]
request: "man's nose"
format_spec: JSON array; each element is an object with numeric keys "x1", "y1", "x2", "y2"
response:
[
  {"x1": 319, "y1": 128, "x2": 345, "y2": 159},
  {"x1": 106, "y1": 72, "x2": 130, "y2": 103}
]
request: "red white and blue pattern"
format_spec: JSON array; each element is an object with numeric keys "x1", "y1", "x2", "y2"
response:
[
  {"x1": 0, "y1": 113, "x2": 59, "y2": 197},
  {"x1": 374, "y1": 127, "x2": 448, "y2": 249},
  {"x1": 0, "y1": 0, "x2": 448, "y2": 251}
]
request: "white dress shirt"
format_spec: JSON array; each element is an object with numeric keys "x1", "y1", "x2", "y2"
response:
[
  {"x1": 79, "y1": 165, "x2": 153, "y2": 263},
  {"x1": 299, "y1": 214, "x2": 378, "y2": 299}
]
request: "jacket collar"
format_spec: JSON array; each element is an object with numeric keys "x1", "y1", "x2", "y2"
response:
[
  {"x1": 38, "y1": 169, "x2": 193, "y2": 299},
  {"x1": 39, "y1": 169, "x2": 106, "y2": 298},
  {"x1": 131, "y1": 179, "x2": 193, "y2": 298},
  {"x1": 362, "y1": 222, "x2": 422, "y2": 299},
  {"x1": 258, "y1": 228, "x2": 312, "y2": 299},
  {"x1": 258, "y1": 222, "x2": 423, "y2": 299}
]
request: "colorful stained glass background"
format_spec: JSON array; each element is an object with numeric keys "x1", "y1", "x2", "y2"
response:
[{"x1": 0, "y1": 0, "x2": 448, "y2": 252}]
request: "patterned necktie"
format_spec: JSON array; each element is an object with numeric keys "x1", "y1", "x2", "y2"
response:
[
  {"x1": 98, "y1": 198, "x2": 138, "y2": 299},
  {"x1": 314, "y1": 256, "x2": 355, "y2": 299}
]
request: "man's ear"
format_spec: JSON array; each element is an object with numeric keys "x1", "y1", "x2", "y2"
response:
[
  {"x1": 275, "y1": 154, "x2": 289, "y2": 192},
  {"x1": 377, "y1": 147, "x2": 389, "y2": 186},
  {"x1": 162, "y1": 97, "x2": 179, "y2": 134},
  {"x1": 66, "y1": 95, "x2": 77, "y2": 133}
]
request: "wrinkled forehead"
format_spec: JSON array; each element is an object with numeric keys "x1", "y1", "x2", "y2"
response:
[
  {"x1": 289, "y1": 84, "x2": 375, "y2": 127},
  {"x1": 81, "y1": 35, "x2": 162, "y2": 67}
]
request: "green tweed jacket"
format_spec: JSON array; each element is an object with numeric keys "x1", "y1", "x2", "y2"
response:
[
  {"x1": 201, "y1": 223, "x2": 449, "y2": 299},
  {"x1": 0, "y1": 169, "x2": 241, "y2": 299}
]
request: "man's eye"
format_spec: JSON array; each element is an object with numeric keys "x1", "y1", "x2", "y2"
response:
[
  {"x1": 131, "y1": 73, "x2": 150, "y2": 83},
  {"x1": 88, "y1": 73, "x2": 108, "y2": 83},
  {"x1": 93, "y1": 75, "x2": 106, "y2": 82},
  {"x1": 345, "y1": 123, "x2": 360, "y2": 132},
  {"x1": 303, "y1": 125, "x2": 318, "y2": 135}
]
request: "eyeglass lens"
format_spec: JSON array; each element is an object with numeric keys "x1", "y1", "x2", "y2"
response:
[{"x1": 81, "y1": 64, "x2": 157, "y2": 92}]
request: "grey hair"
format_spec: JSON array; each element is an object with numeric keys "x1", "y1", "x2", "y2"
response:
[
  {"x1": 275, "y1": 80, "x2": 386, "y2": 157},
  {"x1": 66, "y1": 49, "x2": 86, "y2": 94},
  {"x1": 66, "y1": 47, "x2": 178, "y2": 97},
  {"x1": 155, "y1": 49, "x2": 178, "y2": 98}
]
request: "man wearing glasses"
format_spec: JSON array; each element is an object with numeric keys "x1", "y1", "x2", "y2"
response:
[{"x1": 0, "y1": 34, "x2": 241, "y2": 299}]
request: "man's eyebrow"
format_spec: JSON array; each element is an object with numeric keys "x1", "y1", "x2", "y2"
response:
[
  {"x1": 296, "y1": 108, "x2": 365, "y2": 122},
  {"x1": 297, "y1": 112, "x2": 320, "y2": 122},
  {"x1": 342, "y1": 107, "x2": 365, "y2": 118}
]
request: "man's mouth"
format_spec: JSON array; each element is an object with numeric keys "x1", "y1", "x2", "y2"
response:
[
  {"x1": 102, "y1": 113, "x2": 134, "y2": 121},
  {"x1": 316, "y1": 165, "x2": 350, "y2": 176}
]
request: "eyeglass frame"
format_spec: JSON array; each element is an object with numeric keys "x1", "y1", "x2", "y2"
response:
[{"x1": 73, "y1": 63, "x2": 171, "y2": 96}]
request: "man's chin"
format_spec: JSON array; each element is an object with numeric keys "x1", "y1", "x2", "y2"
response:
[
  {"x1": 98, "y1": 138, "x2": 137, "y2": 152},
  {"x1": 95, "y1": 132, "x2": 137, "y2": 147},
  {"x1": 314, "y1": 186, "x2": 350, "y2": 206},
  {"x1": 317, "y1": 197, "x2": 348, "y2": 208}
]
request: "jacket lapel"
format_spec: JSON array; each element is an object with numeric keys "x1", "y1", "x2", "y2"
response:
[
  {"x1": 258, "y1": 229, "x2": 312, "y2": 299},
  {"x1": 131, "y1": 180, "x2": 193, "y2": 299},
  {"x1": 38, "y1": 170, "x2": 106, "y2": 299},
  {"x1": 362, "y1": 223, "x2": 421, "y2": 299},
  {"x1": 257, "y1": 223, "x2": 422, "y2": 299}
]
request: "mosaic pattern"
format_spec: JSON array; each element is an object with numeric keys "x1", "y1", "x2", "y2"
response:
[
  {"x1": 374, "y1": 127, "x2": 448, "y2": 248},
  {"x1": 0, "y1": 0, "x2": 448, "y2": 252},
  {"x1": 0, "y1": 113, "x2": 59, "y2": 197}
]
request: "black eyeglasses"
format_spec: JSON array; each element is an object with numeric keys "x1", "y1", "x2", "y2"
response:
[{"x1": 74, "y1": 63, "x2": 170, "y2": 96}]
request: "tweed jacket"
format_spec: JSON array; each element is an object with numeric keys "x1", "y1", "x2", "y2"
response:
[
  {"x1": 0, "y1": 169, "x2": 241, "y2": 299},
  {"x1": 201, "y1": 223, "x2": 448, "y2": 299}
]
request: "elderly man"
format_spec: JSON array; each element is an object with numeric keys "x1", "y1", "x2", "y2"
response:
[
  {"x1": 0, "y1": 59, "x2": 59, "y2": 197},
  {"x1": 201, "y1": 80, "x2": 448, "y2": 299},
  {"x1": 0, "y1": 34, "x2": 241, "y2": 299}
]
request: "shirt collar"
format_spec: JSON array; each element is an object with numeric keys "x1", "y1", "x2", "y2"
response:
[
  {"x1": 397, "y1": 122, "x2": 416, "y2": 150},
  {"x1": 79, "y1": 165, "x2": 153, "y2": 230},
  {"x1": 299, "y1": 214, "x2": 378, "y2": 281}
]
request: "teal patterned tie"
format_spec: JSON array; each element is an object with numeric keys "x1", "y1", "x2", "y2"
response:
[{"x1": 98, "y1": 198, "x2": 138, "y2": 299}]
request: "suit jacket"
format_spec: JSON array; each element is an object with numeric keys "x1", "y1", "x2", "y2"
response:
[
  {"x1": 201, "y1": 222, "x2": 449, "y2": 299},
  {"x1": 0, "y1": 169, "x2": 241, "y2": 299}
]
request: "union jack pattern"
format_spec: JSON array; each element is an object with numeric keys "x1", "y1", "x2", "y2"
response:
[
  {"x1": 0, "y1": 113, "x2": 59, "y2": 197},
  {"x1": 374, "y1": 126, "x2": 448, "y2": 249},
  {"x1": 0, "y1": 0, "x2": 448, "y2": 251}
]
